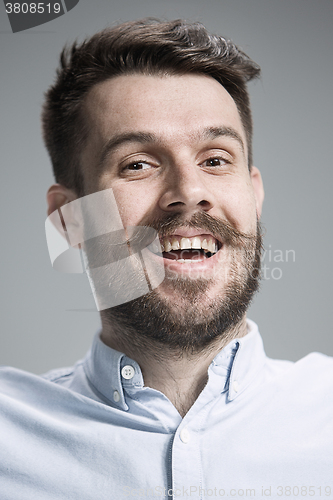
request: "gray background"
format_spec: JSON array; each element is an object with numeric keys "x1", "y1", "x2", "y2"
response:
[{"x1": 1, "y1": 0, "x2": 332, "y2": 374}]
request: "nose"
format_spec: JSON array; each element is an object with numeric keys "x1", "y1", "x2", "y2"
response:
[{"x1": 158, "y1": 162, "x2": 215, "y2": 214}]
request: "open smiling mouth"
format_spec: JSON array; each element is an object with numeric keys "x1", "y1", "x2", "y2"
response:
[{"x1": 160, "y1": 234, "x2": 222, "y2": 263}]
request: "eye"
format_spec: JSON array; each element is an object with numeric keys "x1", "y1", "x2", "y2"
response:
[
  {"x1": 202, "y1": 157, "x2": 228, "y2": 168},
  {"x1": 124, "y1": 161, "x2": 152, "y2": 171}
]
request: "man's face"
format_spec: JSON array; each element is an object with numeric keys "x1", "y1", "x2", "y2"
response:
[
  {"x1": 81, "y1": 73, "x2": 263, "y2": 301},
  {"x1": 51, "y1": 72, "x2": 263, "y2": 349}
]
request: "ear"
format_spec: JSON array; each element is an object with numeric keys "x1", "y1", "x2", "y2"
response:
[
  {"x1": 46, "y1": 184, "x2": 82, "y2": 249},
  {"x1": 47, "y1": 184, "x2": 77, "y2": 216},
  {"x1": 250, "y1": 166, "x2": 264, "y2": 218}
]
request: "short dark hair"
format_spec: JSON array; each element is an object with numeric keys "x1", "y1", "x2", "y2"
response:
[{"x1": 42, "y1": 18, "x2": 260, "y2": 196}]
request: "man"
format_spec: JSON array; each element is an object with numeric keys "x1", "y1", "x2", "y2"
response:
[{"x1": 1, "y1": 18, "x2": 332, "y2": 500}]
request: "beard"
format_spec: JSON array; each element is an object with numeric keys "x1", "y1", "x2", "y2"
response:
[{"x1": 100, "y1": 211, "x2": 263, "y2": 354}]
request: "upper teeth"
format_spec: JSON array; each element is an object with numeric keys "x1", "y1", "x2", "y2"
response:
[{"x1": 162, "y1": 236, "x2": 218, "y2": 254}]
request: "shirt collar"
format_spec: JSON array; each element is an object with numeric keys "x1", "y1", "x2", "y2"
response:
[
  {"x1": 84, "y1": 336, "x2": 143, "y2": 411},
  {"x1": 225, "y1": 319, "x2": 267, "y2": 401},
  {"x1": 83, "y1": 319, "x2": 266, "y2": 410}
]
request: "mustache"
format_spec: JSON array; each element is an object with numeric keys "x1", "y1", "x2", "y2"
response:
[{"x1": 138, "y1": 211, "x2": 258, "y2": 247}]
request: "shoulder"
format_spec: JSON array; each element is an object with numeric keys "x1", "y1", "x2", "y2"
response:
[
  {"x1": 265, "y1": 351, "x2": 333, "y2": 374},
  {"x1": 0, "y1": 363, "x2": 99, "y2": 433},
  {"x1": 0, "y1": 365, "x2": 72, "y2": 399},
  {"x1": 292, "y1": 351, "x2": 333, "y2": 385},
  {"x1": 263, "y1": 351, "x2": 333, "y2": 401},
  {"x1": 287, "y1": 351, "x2": 333, "y2": 378},
  {"x1": 0, "y1": 363, "x2": 83, "y2": 409},
  {"x1": 41, "y1": 364, "x2": 79, "y2": 384}
]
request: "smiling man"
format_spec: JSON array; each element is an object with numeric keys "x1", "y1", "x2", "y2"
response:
[
  {"x1": 47, "y1": 70, "x2": 263, "y2": 416},
  {"x1": 1, "y1": 18, "x2": 333, "y2": 500}
]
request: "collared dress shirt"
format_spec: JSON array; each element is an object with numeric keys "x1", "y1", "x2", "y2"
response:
[{"x1": 0, "y1": 320, "x2": 333, "y2": 499}]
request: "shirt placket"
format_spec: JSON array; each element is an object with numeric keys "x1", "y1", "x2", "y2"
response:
[{"x1": 171, "y1": 420, "x2": 202, "y2": 500}]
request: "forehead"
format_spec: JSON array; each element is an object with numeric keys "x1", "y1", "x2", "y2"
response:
[{"x1": 83, "y1": 73, "x2": 246, "y2": 152}]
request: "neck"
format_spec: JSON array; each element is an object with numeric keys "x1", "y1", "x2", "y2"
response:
[{"x1": 100, "y1": 316, "x2": 248, "y2": 418}]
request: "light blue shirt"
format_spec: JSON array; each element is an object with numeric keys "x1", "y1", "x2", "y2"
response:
[{"x1": 1, "y1": 320, "x2": 333, "y2": 499}]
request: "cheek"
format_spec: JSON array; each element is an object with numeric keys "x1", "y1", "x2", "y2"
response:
[
  {"x1": 111, "y1": 184, "x2": 159, "y2": 228},
  {"x1": 219, "y1": 183, "x2": 258, "y2": 232}
]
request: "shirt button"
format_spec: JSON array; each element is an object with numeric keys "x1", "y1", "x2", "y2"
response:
[
  {"x1": 233, "y1": 381, "x2": 240, "y2": 393},
  {"x1": 180, "y1": 428, "x2": 190, "y2": 444},
  {"x1": 121, "y1": 365, "x2": 135, "y2": 380},
  {"x1": 113, "y1": 390, "x2": 120, "y2": 402}
]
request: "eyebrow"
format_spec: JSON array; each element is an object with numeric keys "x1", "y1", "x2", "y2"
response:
[
  {"x1": 200, "y1": 126, "x2": 245, "y2": 154},
  {"x1": 99, "y1": 132, "x2": 156, "y2": 170},
  {"x1": 98, "y1": 126, "x2": 245, "y2": 170}
]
